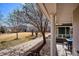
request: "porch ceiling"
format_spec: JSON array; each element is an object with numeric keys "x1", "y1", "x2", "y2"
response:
[{"x1": 38, "y1": 3, "x2": 79, "y2": 25}]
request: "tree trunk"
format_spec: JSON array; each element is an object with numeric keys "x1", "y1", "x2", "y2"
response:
[
  {"x1": 27, "y1": 32, "x2": 46, "y2": 56},
  {"x1": 16, "y1": 32, "x2": 18, "y2": 40},
  {"x1": 31, "y1": 30, "x2": 34, "y2": 36},
  {"x1": 35, "y1": 32, "x2": 38, "y2": 37},
  {"x1": 42, "y1": 32, "x2": 46, "y2": 44},
  {"x1": 34, "y1": 32, "x2": 46, "y2": 51},
  {"x1": 35, "y1": 32, "x2": 46, "y2": 51}
]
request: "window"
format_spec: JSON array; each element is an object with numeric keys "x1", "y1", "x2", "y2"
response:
[
  {"x1": 66, "y1": 27, "x2": 70, "y2": 34},
  {"x1": 58, "y1": 27, "x2": 65, "y2": 34},
  {"x1": 58, "y1": 27, "x2": 70, "y2": 38}
]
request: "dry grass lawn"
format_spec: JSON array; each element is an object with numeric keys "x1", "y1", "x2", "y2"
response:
[
  {"x1": 0, "y1": 32, "x2": 49, "y2": 50},
  {"x1": 0, "y1": 32, "x2": 35, "y2": 50}
]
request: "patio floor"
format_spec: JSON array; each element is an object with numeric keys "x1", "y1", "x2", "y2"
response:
[
  {"x1": 57, "y1": 43, "x2": 72, "y2": 56},
  {"x1": 40, "y1": 39, "x2": 72, "y2": 56}
]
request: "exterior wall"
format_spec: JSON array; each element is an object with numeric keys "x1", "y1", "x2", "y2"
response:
[
  {"x1": 56, "y1": 3, "x2": 78, "y2": 25},
  {"x1": 73, "y1": 6, "x2": 79, "y2": 55}
]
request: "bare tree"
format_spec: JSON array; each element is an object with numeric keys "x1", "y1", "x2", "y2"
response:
[
  {"x1": 0, "y1": 12, "x2": 5, "y2": 34},
  {"x1": 22, "y1": 3, "x2": 49, "y2": 55},
  {"x1": 7, "y1": 10, "x2": 21, "y2": 40},
  {"x1": 5, "y1": 4, "x2": 48, "y2": 55}
]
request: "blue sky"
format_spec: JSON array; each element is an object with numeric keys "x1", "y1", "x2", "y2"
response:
[
  {"x1": 0, "y1": 3, "x2": 23, "y2": 26},
  {"x1": 0, "y1": 3, "x2": 23, "y2": 18}
]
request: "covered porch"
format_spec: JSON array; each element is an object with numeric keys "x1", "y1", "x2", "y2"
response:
[{"x1": 38, "y1": 3, "x2": 79, "y2": 56}]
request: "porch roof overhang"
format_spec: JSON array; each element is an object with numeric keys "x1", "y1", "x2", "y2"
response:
[
  {"x1": 38, "y1": 3, "x2": 56, "y2": 20},
  {"x1": 38, "y1": 3, "x2": 79, "y2": 25}
]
